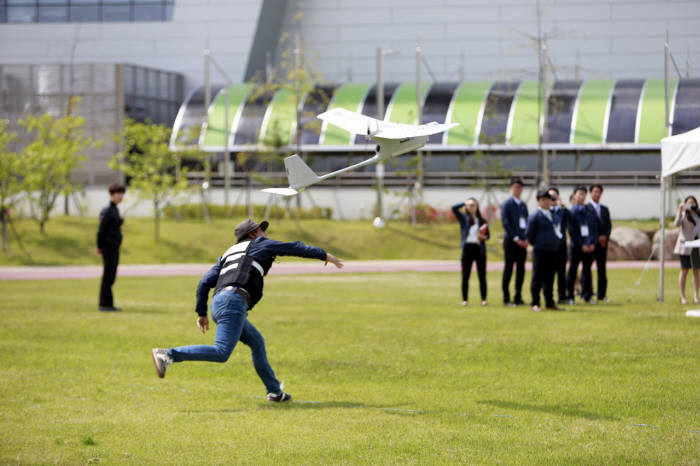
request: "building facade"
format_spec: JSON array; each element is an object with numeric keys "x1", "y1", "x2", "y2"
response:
[{"x1": 1, "y1": 1, "x2": 698, "y2": 91}]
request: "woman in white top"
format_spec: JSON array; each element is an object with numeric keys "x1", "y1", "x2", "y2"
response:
[
  {"x1": 452, "y1": 198, "x2": 490, "y2": 306},
  {"x1": 674, "y1": 195, "x2": 700, "y2": 304}
]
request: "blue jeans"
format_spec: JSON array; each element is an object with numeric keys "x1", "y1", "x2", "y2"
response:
[{"x1": 168, "y1": 290, "x2": 281, "y2": 394}]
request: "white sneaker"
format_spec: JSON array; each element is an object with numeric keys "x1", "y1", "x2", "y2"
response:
[
  {"x1": 151, "y1": 348, "x2": 173, "y2": 378},
  {"x1": 461, "y1": 301, "x2": 468, "y2": 306}
]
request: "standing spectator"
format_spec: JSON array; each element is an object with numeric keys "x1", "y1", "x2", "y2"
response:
[
  {"x1": 501, "y1": 177, "x2": 529, "y2": 306},
  {"x1": 673, "y1": 195, "x2": 700, "y2": 304},
  {"x1": 526, "y1": 189, "x2": 563, "y2": 312},
  {"x1": 567, "y1": 186, "x2": 598, "y2": 304},
  {"x1": 589, "y1": 184, "x2": 612, "y2": 302},
  {"x1": 96, "y1": 182, "x2": 126, "y2": 312},
  {"x1": 452, "y1": 198, "x2": 490, "y2": 306},
  {"x1": 549, "y1": 187, "x2": 571, "y2": 304}
]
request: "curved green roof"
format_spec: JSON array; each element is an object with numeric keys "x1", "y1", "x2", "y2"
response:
[
  {"x1": 259, "y1": 87, "x2": 297, "y2": 147},
  {"x1": 638, "y1": 78, "x2": 677, "y2": 144},
  {"x1": 200, "y1": 84, "x2": 251, "y2": 148},
  {"x1": 572, "y1": 79, "x2": 614, "y2": 144},
  {"x1": 173, "y1": 78, "x2": 699, "y2": 152},
  {"x1": 509, "y1": 80, "x2": 540, "y2": 145},
  {"x1": 385, "y1": 81, "x2": 432, "y2": 125},
  {"x1": 321, "y1": 83, "x2": 372, "y2": 145},
  {"x1": 445, "y1": 81, "x2": 491, "y2": 146}
]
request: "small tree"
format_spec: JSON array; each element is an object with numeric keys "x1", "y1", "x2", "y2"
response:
[
  {"x1": 0, "y1": 119, "x2": 22, "y2": 252},
  {"x1": 111, "y1": 118, "x2": 189, "y2": 242},
  {"x1": 19, "y1": 112, "x2": 95, "y2": 234}
]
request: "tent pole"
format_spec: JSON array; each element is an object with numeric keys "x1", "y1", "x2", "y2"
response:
[{"x1": 659, "y1": 176, "x2": 665, "y2": 302}]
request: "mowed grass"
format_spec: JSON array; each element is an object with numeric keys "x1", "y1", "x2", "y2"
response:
[
  {"x1": 0, "y1": 216, "x2": 662, "y2": 265},
  {"x1": 1, "y1": 268, "x2": 699, "y2": 464}
]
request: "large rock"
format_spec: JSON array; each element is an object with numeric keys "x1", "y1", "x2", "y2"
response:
[
  {"x1": 608, "y1": 227, "x2": 652, "y2": 260},
  {"x1": 651, "y1": 227, "x2": 680, "y2": 260}
]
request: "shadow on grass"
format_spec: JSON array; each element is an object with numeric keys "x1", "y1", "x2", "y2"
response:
[
  {"x1": 477, "y1": 399, "x2": 618, "y2": 421},
  {"x1": 178, "y1": 400, "x2": 423, "y2": 415}
]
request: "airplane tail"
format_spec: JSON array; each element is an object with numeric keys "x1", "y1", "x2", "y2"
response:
[{"x1": 284, "y1": 154, "x2": 320, "y2": 189}]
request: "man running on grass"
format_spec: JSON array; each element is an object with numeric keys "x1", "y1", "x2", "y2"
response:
[{"x1": 152, "y1": 218, "x2": 343, "y2": 402}]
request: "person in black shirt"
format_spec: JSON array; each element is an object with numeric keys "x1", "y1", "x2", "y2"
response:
[
  {"x1": 96, "y1": 183, "x2": 126, "y2": 311},
  {"x1": 500, "y1": 177, "x2": 529, "y2": 305},
  {"x1": 548, "y1": 187, "x2": 571, "y2": 304},
  {"x1": 452, "y1": 198, "x2": 490, "y2": 306},
  {"x1": 526, "y1": 189, "x2": 563, "y2": 312},
  {"x1": 567, "y1": 186, "x2": 598, "y2": 304},
  {"x1": 152, "y1": 218, "x2": 344, "y2": 402},
  {"x1": 589, "y1": 184, "x2": 612, "y2": 302}
]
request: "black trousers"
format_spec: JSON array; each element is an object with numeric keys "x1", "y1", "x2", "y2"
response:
[
  {"x1": 502, "y1": 240, "x2": 527, "y2": 303},
  {"x1": 100, "y1": 246, "x2": 120, "y2": 307},
  {"x1": 567, "y1": 246, "x2": 594, "y2": 301},
  {"x1": 461, "y1": 243, "x2": 487, "y2": 301},
  {"x1": 531, "y1": 249, "x2": 557, "y2": 307},
  {"x1": 594, "y1": 245, "x2": 608, "y2": 299},
  {"x1": 554, "y1": 244, "x2": 568, "y2": 301}
]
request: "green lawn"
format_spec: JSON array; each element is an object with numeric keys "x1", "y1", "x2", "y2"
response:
[
  {"x1": 0, "y1": 216, "x2": 662, "y2": 265},
  {"x1": 1, "y1": 268, "x2": 698, "y2": 464}
]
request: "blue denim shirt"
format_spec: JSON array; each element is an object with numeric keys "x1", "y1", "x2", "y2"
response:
[{"x1": 195, "y1": 236, "x2": 327, "y2": 315}]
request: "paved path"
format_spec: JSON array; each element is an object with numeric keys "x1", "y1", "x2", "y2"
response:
[{"x1": 0, "y1": 260, "x2": 678, "y2": 280}]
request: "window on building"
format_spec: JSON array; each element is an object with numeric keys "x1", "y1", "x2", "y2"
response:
[{"x1": 0, "y1": 0, "x2": 175, "y2": 23}]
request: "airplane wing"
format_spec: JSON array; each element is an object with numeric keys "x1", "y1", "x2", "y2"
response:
[
  {"x1": 373, "y1": 121, "x2": 459, "y2": 139},
  {"x1": 318, "y1": 108, "x2": 458, "y2": 140},
  {"x1": 317, "y1": 108, "x2": 379, "y2": 135},
  {"x1": 262, "y1": 187, "x2": 298, "y2": 196}
]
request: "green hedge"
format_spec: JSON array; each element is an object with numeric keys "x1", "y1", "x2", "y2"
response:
[{"x1": 163, "y1": 203, "x2": 333, "y2": 220}]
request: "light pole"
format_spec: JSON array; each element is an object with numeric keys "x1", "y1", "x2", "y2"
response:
[
  {"x1": 204, "y1": 48, "x2": 235, "y2": 208},
  {"x1": 416, "y1": 45, "x2": 424, "y2": 202},
  {"x1": 374, "y1": 46, "x2": 398, "y2": 228}
]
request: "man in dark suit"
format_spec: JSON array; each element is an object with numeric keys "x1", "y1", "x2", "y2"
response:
[
  {"x1": 548, "y1": 187, "x2": 571, "y2": 305},
  {"x1": 567, "y1": 186, "x2": 598, "y2": 304},
  {"x1": 501, "y1": 177, "x2": 529, "y2": 306},
  {"x1": 96, "y1": 182, "x2": 126, "y2": 311},
  {"x1": 589, "y1": 184, "x2": 611, "y2": 302},
  {"x1": 527, "y1": 189, "x2": 563, "y2": 312}
]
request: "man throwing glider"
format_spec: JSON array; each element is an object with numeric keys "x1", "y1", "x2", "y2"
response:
[{"x1": 152, "y1": 218, "x2": 343, "y2": 402}]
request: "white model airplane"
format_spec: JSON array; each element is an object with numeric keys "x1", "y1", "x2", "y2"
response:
[{"x1": 261, "y1": 108, "x2": 458, "y2": 196}]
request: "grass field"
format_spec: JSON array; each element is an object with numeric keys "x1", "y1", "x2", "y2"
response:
[
  {"x1": 1, "y1": 267, "x2": 699, "y2": 464},
  {"x1": 0, "y1": 216, "x2": 662, "y2": 265}
]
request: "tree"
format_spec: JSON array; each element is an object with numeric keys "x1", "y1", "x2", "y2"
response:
[
  {"x1": 111, "y1": 118, "x2": 189, "y2": 242},
  {"x1": 0, "y1": 119, "x2": 22, "y2": 252},
  {"x1": 19, "y1": 111, "x2": 95, "y2": 234}
]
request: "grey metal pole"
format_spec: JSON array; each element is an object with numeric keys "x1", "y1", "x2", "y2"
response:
[
  {"x1": 660, "y1": 30, "x2": 671, "y2": 302},
  {"x1": 203, "y1": 49, "x2": 212, "y2": 187},
  {"x1": 665, "y1": 30, "x2": 671, "y2": 131},
  {"x1": 223, "y1": 87, "x2": 230, "y2": 207},
  {"x1": 416, "y1": 45, "x2": 424, "y2": 196},
  {"x1": 376, "y1": 46, "x2": 384, "y2": 223},
  {"x1": 294, "y1": 33, "x2": 302, "y2": 209},
  {"x1": 659, "y1": 176, "x2": 665, "y2": 301}
]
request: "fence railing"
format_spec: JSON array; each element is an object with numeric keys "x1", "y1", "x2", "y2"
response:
[{"x1": 187, "y1": 170, "x2": 700, "y2": 188}]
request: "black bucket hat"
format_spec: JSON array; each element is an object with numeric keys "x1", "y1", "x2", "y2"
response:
[{"x1": 235, "y1": 218, "x2": 269, "y2": 242}]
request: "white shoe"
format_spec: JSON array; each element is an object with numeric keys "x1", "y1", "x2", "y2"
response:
[
  {"x1": 461, "y1": 301, "x2": 468, "y2": 306},
  {"x1": 152, "y1": 348, "x2": 173, "y2": 378}
]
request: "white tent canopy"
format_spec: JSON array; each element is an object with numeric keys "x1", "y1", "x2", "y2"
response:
[
  {"x1": 659, "y1": 126, "x2": 700, "y2": 300},
  {"x1": 661, "y1": 126, "x2": 700, "y2": 178}
]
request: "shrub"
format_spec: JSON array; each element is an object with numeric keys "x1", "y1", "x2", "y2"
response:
[{"x1": 163, "y1": 203, "x2": 332, "y2": 220}]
